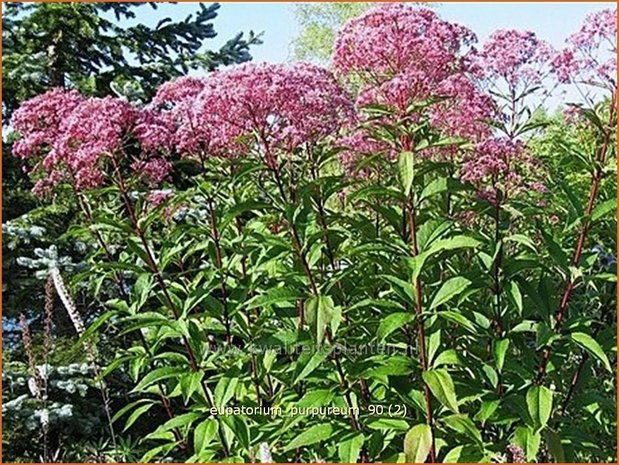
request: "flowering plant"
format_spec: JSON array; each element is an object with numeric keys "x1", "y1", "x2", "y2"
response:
[{"x1": 8, "y1": 5, "x2": 616, "y2": 463}]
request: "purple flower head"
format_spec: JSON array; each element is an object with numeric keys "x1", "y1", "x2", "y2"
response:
[
  {"x1": 10, "y1": 88, "x2": 85, "y2": 160},
  {"x1": 551, "y1": 8, "x2": 616, "y2": 90},
  {"x1": 475, "y1": 29, "x2": 554, "y2": 89}
]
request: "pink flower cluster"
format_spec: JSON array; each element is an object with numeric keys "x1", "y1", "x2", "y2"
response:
[
  {"x1": 474, "y1": 29, "x2": 554, "y2": 89},
  {"x1": 551, "y1": 8, "x2": 616, "y2": 89},
  {"x1": 334, "y1": 4, "x2": 475, "y2": 79},
  {"x1": 333, "y1": 4, "x2": 494, "y2": 170},
  {"x1": 11, "y1": 88, "x2": 85, "y2": 160},
  {"x1": 12, "y1": 63, "x2": 353, "y2": 195},
  {"x1": 135, "y1": 76, "x2": 209, "y2": 154},
  {"x1": 51, "y1": 97, "x2": 138, "y2": 190},
  {"x1": 131, "y1": 158, "x2": 173, "y2": 186},
  {"x1": 337, "y1": 129, "x2": 395, "y2": 177},
  {"x1": 430, "y1": 74, "x2": 494, "y2": 142},
  {"x1": 138, "y1": 63, "x2": 355, "y2": 162},
  {"x1": 11, "y1": 90, "x2": 141, "y2": 194},
  {"x1": 461, "y1": 137, "x2": 545, "y2": 203}
]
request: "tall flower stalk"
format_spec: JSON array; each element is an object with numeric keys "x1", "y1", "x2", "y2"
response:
[
  {"x1": 536, "y1": 93, "x2": 616, "y2": 382},
  {"x1": 536, "y1": 8, "x2": 617, "y2": 383},
  {"x1": 109, "y1": 155, "x2": 231, "y2": 457}
]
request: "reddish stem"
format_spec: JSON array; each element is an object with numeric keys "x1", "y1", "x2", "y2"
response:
[
  {"x1": 536, "y1": 95, "x2": 616, "y2": 383},
  {"x1": 110, "y1": 157, "x2": 230, "y2": 456}
]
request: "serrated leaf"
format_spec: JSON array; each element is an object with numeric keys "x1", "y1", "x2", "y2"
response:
[
  {"x1": 283, "y1": 424, "x2": 333, "y2": 451},
  {"x1": 131, "y1": 366, "x2": 185, "y2": 393},
  {"x1": 194, "y1": 419, "x2": 218, "y2": 455},
  {"x1": 214, "y1": 376, "x2": 239, "y2": 409},
  {"x1": 474, "y1": 400, "x2": 499, "y2": 424},
  {"x1": 430, "y1": 277, "x2": 472, "y2": 309},
  {"x1": 526, "y1": 385, "x2": 553, "y2": 431},
  {"x1": 570, "y1": 332, "x2": 612, "y2": 372},
  {"x1": 377, "y1": 312, "x2": 414, "y2": 342},
  {"x1": 404, "y1": 424, "x2": 433, "y2": 463},
  {"x1": 443, "y1": 445, "x2": 486, "y2": 463},
  {"x1": 294, "y1": 347, "x2": 332, "y2": 384},
  {"x1": 494, "y1": 338, "x2": 510, "y2": 373},
  {"x1": 381, "y1": 275, "x2": 416, "y2": 303},
  {"x1": 367, "y1": 418, "x2": 409, "y2": 430},
  {"x1": 442, "y1": 414, "x2": 482, "y2": 446},
  {"x1": 505, "y1": 281, "x2": 523, "y2": 314},
  {"x1": 121, "y1": 403, "x2": 154, "y2": 432},
  {"x1": 246, "y1": 287, "x2": 300, "y2": 310},
  {"x1": 438, "y1": 311, "x2": 477, "y2": 333},
  {"x1": 591, "y1": 198, "x2": 616, "y2": 221},
  {"x1": 426, "y1": 235, "x2": 481, "y2": 255},
  {"x1": 433, "y1": 349, "x2": 461, "y2": 367},
  {"x1": 305, "y1": 295, "x2": 334, "y2": 348},
  {"x1": 297, "y1": 389, "x2": 334, "y2": 408},
  {"x1": 72, "y1": 311, "x2": 117, "y2": 355},
  {"x1": 513, "y1": 426, "x2": 541, "y2": 462},
  {"x1": 423, "y1": 369, "x2": 459, "y2": 413},
  {"x1": 221, "y1": 415, "x2": 250, "y2": 450},
  {"x1": 338, "y1": 433, "x2": 365, "y2": 463},
  {"x1": 398, "y1": 151, "x2": 415, "y2": 196}
]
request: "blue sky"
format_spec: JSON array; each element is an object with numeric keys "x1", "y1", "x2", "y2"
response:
[{"x1": 132, "y1": 2, "x2": 615, "y2": 63}]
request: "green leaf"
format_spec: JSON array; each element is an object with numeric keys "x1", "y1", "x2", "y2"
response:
[
  {"x1": 294, "y1": 347, "x2": 332, "y2": 384},
  {"x1": 398, "y1": 151, "x2": 415, "y2": 196},
  {"x1": 526, "y1": 385, "x2": 553, "y2": 431},
  {"x1": 367, "y1": 418, "x2": 409, "y2": 430},
  {"x1": 403, "y1": 424, "x2": 433, "y2": 463},
  {"x1": 438, "y1": 311, "x2": 477, "y2": 333},
  {"x1": 504, "y1": 234, "x2": 538, "y2": 253},
  {"x1": 591, "y1": 198, "x2": 616, "y2": 222},
  {"x1": 407, "y1": 235, "x2": 480, "y2": 282},
  {"x1": 246, "y1": 287, "x2": 300, "y2": 310},
  {"x1": 180, "y1": 371, "x2": 204, "y2": 403},
  {"x1": 442, "y1": 414, "x2": 482, "y2": 446},
  {"x1": 426, "y1": 235, "x2": 481, "y2": 255},
  {"x1": 194, "y1": 419, "x2": 218, "y2": 455},
  {"x1": 419, "y1": 177, "x2": 448, "y2": 202},
  {"x1": 221, "y1": 415, "x2": 250, "y2": 450},
  {"x1": 214, "y1": 376, "x2": 239, "y2": 409},
  {"x1": 140, "y1": 443, "x2": 177, "y2": 463},
  {"x1": 381, "y1": 275, "x2": 416, "y2": 303},
  {"x1": 131, "y1": 366, "x2": 185, "y2": 393},
  {"x1": 122, "y1": 403, "x2": 154, "y2": 432},
  {"x1": 433, "y1": 349, "x2": 461, "y2": 367},
  {"x1": 377, "y1": 312, "x2": 414, "y2": 342},
  {"x1": 505, "y1": 281, "x2": 523, "y2": 314},
  {"x1": 481, "y1": 364, "x2": 498, "y2": 389},
  {"x1": 338, "y1": 433, "x2": 365, "y2": 463},
  {"x1": 475, "y1": 400, "x2": 499, "y2": 424},
  {"x1": 283, "y1": 424, "x2": 333, "y2": 451},
  {"x1": 493, "y1": 339, "x2": 510, "y2": 373},
  {"x1": 513, "y1": 426, "x2": 541, "y2": 462},
  {"x1": 541, "y1": 230, "x2": 569, "y2": 271},
  {"x1": 570, "y1": 332, "x2": 612, "y2": 372},
  {"x1": 305, "y1": 295, "x2": 335, "y2": 348},
  {"x1": 544, "y1": 429, "x2": 566, "y2": 463},
  {"x1": 430, "y1": 277, "x2": 472, "y2": 309},
  {"x1": 443, "y1": 445, "x2": 486, "y2": 463},
  {"x1": 297, "y1": 389, "x2": 334, "y2": 408},
  {"x1": 72, "y1": 311, "x2": 117, "y2": 353},
  {"x1": 423, "y1": 369, "x2": 459, "y2": 413},
  {"x1": 150, "y1": 412, "x2": 201, "y2": 436}
]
